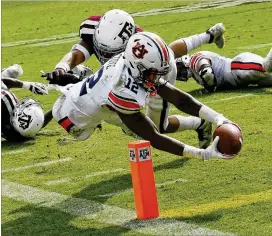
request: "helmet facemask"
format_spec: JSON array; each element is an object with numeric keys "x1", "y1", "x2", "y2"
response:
[
  {"x1": 176, "y1": 55, "x2": 192, "y2": 82},
  {"x1": 93, "y1": 33, "x2": 125, "y2": 64}
]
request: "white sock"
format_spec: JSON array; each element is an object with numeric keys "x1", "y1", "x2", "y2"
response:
[
  {"x1": 173, "y1": 115, "x2": 202, "y2": 131},
  {"x1": 182, "y1": 32, "x2": 210, "y2": 53}
]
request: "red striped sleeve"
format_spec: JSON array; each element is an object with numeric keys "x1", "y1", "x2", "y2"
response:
[
  {"x1": 108, "y1": 92, "x2": 141, "y2": 114},
  {"x1": 189, "y1": 52, "x2": 204, "y2": 71}
]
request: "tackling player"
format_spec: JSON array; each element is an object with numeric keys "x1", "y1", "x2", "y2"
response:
[
  {"x1": 175, "y1": 48, "x2": 272, "y2": 92},
  {"x1": 47, "y1": 32, "x2": 237, "y2": 160},
  {"x1": 1, "y1": 64, "x2": 51, "y2": 141}
]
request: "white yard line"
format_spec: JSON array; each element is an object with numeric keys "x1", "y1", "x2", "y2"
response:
[
  {"x1": 2, "y1": 149, "x2": 28, "y2": 155},
  {"x1": 98, "y1": 179, "x2": 187, "y2": 198},
  {"x1": 2, "y1": 179, "x2": 236, "y2": 236},
  {"x1": 2, "y1": 157, "x2": 73, "y2": 173},
  {"x1": 2, "y1": 0, "x2": 269, "y2": 48},
  {"x1": 235, "y1": 43, "x2": 272, "y2": 50},
  {"x1": 84, "y1": 168, "x2": 127, "y2": 179},
  {"x1": 205, "y1": 94, "x2": 254, "y2": 104},
  {"x1": 45, "y1": 178, "x2": 71, "y2": 186},
  {"x1": 171, "y1": 94, "x2": 254, "y2": 112}
]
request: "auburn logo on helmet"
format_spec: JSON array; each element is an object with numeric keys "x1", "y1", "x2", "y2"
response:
[{"x1": 132, "y1": 42, "x2": 148, "y2": 59}]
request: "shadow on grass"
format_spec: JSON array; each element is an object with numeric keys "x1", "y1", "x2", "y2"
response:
[
  {"x1": 1, "y1": 139, "x2": 36, "y2": 150},
  {"x1": 2, "y1": 204, "x2": 132, "y2": 236},
  {"x1": 72, "y1": 158, "x2": 189, "y2": 203}
]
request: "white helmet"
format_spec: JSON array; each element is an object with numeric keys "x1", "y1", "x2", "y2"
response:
[
  {"x1": 93, "y1": 9, "x2": 136, "y2": 64},
  {"x1": 176, "y1": 55, "x2": 192, "y2": 81},
  {"x1": 11, "y1": 98, "x2": 44, "y2": 138},
  {"x1": 124, "y1": 32, "x2": 171, "y2": 88}
]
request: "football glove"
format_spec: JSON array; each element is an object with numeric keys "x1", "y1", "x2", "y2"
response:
[
  {"x1": 41, "y1": 71, "x2": 82, "y2": 86},
  {"x1": 23, "y1": 82, "x2": 48, "y2": 95}
]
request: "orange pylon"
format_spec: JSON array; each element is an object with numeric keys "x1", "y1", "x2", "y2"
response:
[{"x1": 128, "y1": 140, "x2": 159, "y2": 220}]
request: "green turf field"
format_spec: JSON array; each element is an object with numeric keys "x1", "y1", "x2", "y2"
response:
[{"x1": 1, "y1": 1, "x2": 272, "y2": 235}]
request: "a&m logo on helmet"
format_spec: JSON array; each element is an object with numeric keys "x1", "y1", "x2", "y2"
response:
[{"x1": 132, "y1": 42, "x2": 148, "y2": 59}]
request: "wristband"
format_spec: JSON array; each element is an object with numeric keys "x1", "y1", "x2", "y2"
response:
[
  {"x1": 54, "y1": 62, "x2": 70, "y2": 72},
  {"x1": 183, "y1": 145, "x2": 203, "y2": 159},
  {"x1": 199, "y1": 105, "x2": 224, "y2": 125},
  {"x1": 22, "y1": 81, "x2": 31, "y2": 90}
]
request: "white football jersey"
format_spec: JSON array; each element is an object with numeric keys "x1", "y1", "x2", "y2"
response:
[
  {"x1": 53, "y1": 53, "x2": 148, "y2": 130},
  {"x1": 189, "y1": 51, "x2": 269, "y2": 88},
  {"x1": 189, "y1": 51, "x2": 234, "y2": 88}
]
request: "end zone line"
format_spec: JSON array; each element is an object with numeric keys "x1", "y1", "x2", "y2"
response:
[
  {"x1": 2, "y1": 179, "x2": 236, "y2": 236},
  {"x1": 84, "y1": 168, "x2": 127, "y2": 179},
  {"x1": 2, "y1": 157, "x2": 73, "y2": 173}
]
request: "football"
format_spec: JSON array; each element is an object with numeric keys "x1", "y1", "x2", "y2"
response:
[{"x1": 213, "y1": 123, "x2": 243, "y2": 155}]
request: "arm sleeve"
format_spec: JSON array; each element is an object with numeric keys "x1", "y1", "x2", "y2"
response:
[{"x1": 108, "y1": 89, "x2": 141, "y2": 115}]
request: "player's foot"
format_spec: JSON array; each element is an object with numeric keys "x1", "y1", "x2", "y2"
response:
[
  {"x1": 1, "y1": 64, "x2": 23, "y2": 79},
  {"x1": 71, "y1": 64, "x2": 93, "y2": 80},
  {"x1": 264, "y1": 48, "x2": 272, "y2": 72},
  {"x1": 206, "y1": 23, "x2": 225, "y2": 49},
  {"x1": 196, "y1": 119, "x2": 212, "y2": 149}
]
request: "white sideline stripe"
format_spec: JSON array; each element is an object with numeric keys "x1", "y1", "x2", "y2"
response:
[
  {"x1": 131, "y1": 0, "x2": 270, "y2": 17},
  {"x1": 3, "y1": 0, "x2": 269, "y2": 48},
  {"x1": 2, "y1": 157, "x2": 73, "y2": 173},
  {"x1": 29, "y1": 38, "x2": 78, "y2": 47},
  {"x1": 98, "y1": 179, "x2": 187, "y2": 198},
  {"x1": 235, "y1": 43, "x2": 272, "y2": 50},
  {"x1": 2, "y1": 33, "x2": 77, "y2": 48},
  {"x1": 2, "y1": 149, "x2": 28, "y2": 155},
  {"x1": 45, "y1": 178, "x2": 71, "y2": 186},
  {"x1": 2, "y1": 179, "x2": 235, "y2": 236},
  {"x1": 84, "y1": 168, "x2": 127, "y2": 179}
]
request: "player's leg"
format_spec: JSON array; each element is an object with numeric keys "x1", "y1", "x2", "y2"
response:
[
  {"x1": 231, "y1": 52, "x2": 272, "y2": 87},
  {"x1": 263, "y1": 48, "x2": 272, "y2": 73},
  {"x1": 1, "y1": 64, "x2": 23, "y2": 79},
  {"x1": 169, "y1": 23, "x2": 225, "y2": 58},
  {"x1": 52, "y1": 94, "x2": 95, "y2": 141},
  {"x1": 146, "y1": 58, "x2": 212, "y2": 148}
]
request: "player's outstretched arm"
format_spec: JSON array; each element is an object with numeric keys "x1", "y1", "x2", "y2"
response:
[
  {"x1": 2, "y1": 77, "x2": 48, "y2": 95},
  {"x1": 157, "y1": 82, "x2": 229, "y2": 127},
  {"x1": 53, "y1": 40, "x2": 91, "y2": 78},
  {"x1": 42, "y1": 109, "x2": 53, "y2": 128},
  {"x1": 117, "y1": 111, "x2": 224, "y2": 160}
]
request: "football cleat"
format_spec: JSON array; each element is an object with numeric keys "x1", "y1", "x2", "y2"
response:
[
  {"x1": 196, "y1": 119, "x2": 212, "y2": 149},
  {"x1": 264, "y1": 48, "x2": 272, "y2": 72},
  {"x1": 1, "y1": 64, "x2": 23, "y2": 79},
  {"x1": 206, "y1": 23, "x2": 225, "y2": 49}
]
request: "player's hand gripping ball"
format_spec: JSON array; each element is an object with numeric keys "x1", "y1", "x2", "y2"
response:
[{"x1": 213, "y1": 123, "x2": 243, "y2": 156}]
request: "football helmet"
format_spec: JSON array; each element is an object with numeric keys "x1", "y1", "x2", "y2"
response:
[
  {"x1": 93, "y1": 9, "x2": 136, "y2": 64},
  {"x1": 11, "y1": 98, "x2": 44, "y2": 138},
  {"x1": 124, "y1": 32, "x2": 171, "y2": 88},
  {"x1": 176, "y1": 55, "x2": 192, "y2": 81}
]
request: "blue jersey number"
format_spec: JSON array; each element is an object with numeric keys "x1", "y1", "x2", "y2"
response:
[{"x1": 79, "y1": 66, "x2": 104, "y2": 96}]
